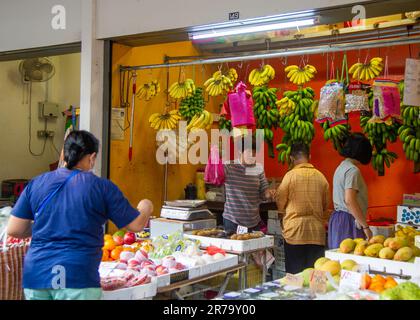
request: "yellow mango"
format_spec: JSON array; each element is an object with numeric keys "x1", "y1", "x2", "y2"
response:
[
  {"x1": 378, "y1": 247, "x2": 395, "y2": 260},
  {"x1": 369, "y1": 235, "x2": 386, "y2": 245},
  {"x1": 314, "y1": 257, "x2": 330, "y2": 270},
  {"x1": 341, "y1": 259, "x2": 358, "y2": 270},
  {"x1": 320, "y1": 260, "x2": 341, "y2": 276},
  {"x1": 394, "y1": 247, "x2": 413, "y2": 261},
  {"x1": 339, "y1": 238, "x2": 356, "y2": 253},
  {"x1": 354, "y1": 238, "x2": 366, "y2": 245},
  {"x1": 411, "y1": 246, "x2": 420, "y2": 257},
  {"x1": 364, "y1": 243, "x2": 384, "y2": 257},
  {"x1": 383, "y1": 237, "x2": 394, "y2": 247},
  {"x1": 388, "y1": 237, "x2": 408, "y2": 251},
  {"x1": 354, "y1": 242, "x2": 368, "y2": 255}
]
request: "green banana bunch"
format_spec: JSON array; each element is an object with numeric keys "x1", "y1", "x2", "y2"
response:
[
  {"x1": 219, "y1": 115, "x2": 232, "y2": 131},
  {"x1": 372, "y1": 149, "x2": 398, "y2": 174},
  {"x1": 399, "y1": 106, "x2": 420, "y2": 163},
  {"x1": 361, "y1": 115, "x2": 401, "y2": 175},
  {"x1": 276, "y1": 87, "x2": 317, "y2": 165},
  {"x1": 321, "y1": 121, "x2": 351, "y2": 153},
  {"x1": 253, "y1": 86, "x2": 279, "y2": 158},
  {"x1": 179, "y1": 87, "x2": 205, "y2": 122}
]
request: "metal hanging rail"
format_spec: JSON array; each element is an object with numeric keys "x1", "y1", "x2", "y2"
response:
[{"x1": 120, "y1": 35, "x2": 420, "y2": 72}]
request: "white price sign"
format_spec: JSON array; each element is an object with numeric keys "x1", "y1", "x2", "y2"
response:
[
  {"x1": 339, "y1": 270, "x2": 362, "y2": 291},
  {"x1": 236, "y1": 225, "x2": 248, "y2": 234}
]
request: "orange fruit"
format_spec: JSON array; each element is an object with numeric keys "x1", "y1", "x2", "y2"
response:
[
  {"x1": 372, "y1": 274, "x2": 386, "y2": 285},
  {"x1": 123, "y1": 247, "x2": 135, "y2": 252},
  {"x1": 384, "y1": 278, "x2": 398, "y2": 289},
  {"x1": 369, "y1": 284, "x2": 385, "y2": 293},
  {"x1": 102, "y1": 249, "x2": 109, "y2": 261},
  {"x1": 104, "y1": 234, "x2": 112, "y2": 240},
  {"x1": 361, "y1": 273, "x2": 372, "y2": 290},
  {"x1": 104, "y1": 239, "x2": 116, "y2": 251},
  {"x1": 110, "y1": 247, "x2": 122, "y2": 260}
]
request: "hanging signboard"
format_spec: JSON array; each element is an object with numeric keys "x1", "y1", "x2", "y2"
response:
[{"x1": 403, "y1": 58, "x2": 420, "y2": 106}]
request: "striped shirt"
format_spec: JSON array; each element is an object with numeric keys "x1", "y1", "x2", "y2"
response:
[
  {"x1": 276, "y1": 163, "x2": 331, "y2": 246},
  {"x1": 223, "y1": 163, "x2": 269, "y2": 228}
]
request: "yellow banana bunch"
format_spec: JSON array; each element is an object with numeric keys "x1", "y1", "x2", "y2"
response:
[
  {"x1": 186, "y1": 110, "x2": 213, "y2": 131},
  {"x1": 137, "y1": 80, "x2": 161, "y2": 101},
  {"x1": 168, "y1": 79, "x2": 195, "y2": 99},
  {"x1": 276, "y1": 96, "x2": 296, "y2": 117},
  {"x1": 204, "y1": 71, "x2": 233, "y2": 96},
  {"x1": 349, "y1": 57, "x2": 383, "y2": 81},
  {"x1": 284, "y1": 64, "x2": 317, "y2": 85},
  {"x1": 248, "y1": 64, "x2": 275, "y2": 86},
  {"x1": 227, "y1": 68, "x2": 238, "y2": 84},
  {"x1": 148, "y1": 110, "x2": 182, "y2": 131}
]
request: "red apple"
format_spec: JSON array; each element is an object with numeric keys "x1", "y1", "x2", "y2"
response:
[{"x1": 124, "y1": 232, "x2": 136, "y2": 245}]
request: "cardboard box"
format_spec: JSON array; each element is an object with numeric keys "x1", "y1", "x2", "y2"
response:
[
  {"x1": 403, "y1": 194, "x2": 420, "y2": 207},
  {"x1": 185, "y1": 233, "x2": 274, "y2": 253},
  {"x1": 397, "y1": 206, "x2": 420, "y2": 226},
  {"x1": 325, "y1": 249, "x2": 420, "y2": 278}
]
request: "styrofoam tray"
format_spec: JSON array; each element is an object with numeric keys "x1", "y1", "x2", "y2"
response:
[
  {"x1": 102, "y1": 280, "x2": 157, "y2": 300},
  {"x1": 325, "y1": 249, "x2": 420, "y2": 278},
  {"x1": 191, "y1": 254, "x2": 239, "y2": 279},
  {"x1": 184, "y1": 233, "x2": 274, "y2": 252},
  {"x1": 416, "y1": 235, "x2": 420, "y2": 249}
]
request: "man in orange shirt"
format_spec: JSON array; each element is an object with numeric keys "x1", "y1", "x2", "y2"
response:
[{"x1": 276, "y1": 143, "x2": 330, "y2": 274}]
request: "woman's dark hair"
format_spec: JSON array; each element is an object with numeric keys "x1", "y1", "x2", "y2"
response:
[
  {"x1": 290, "y1": 142, "x2": 310, "y2": 159},
  {"x1": 340, "y1": 133, "x2": 372, "y2": 165},
  {"x1": 64, "y1": 130, "x2": 99, "y2": 169}
]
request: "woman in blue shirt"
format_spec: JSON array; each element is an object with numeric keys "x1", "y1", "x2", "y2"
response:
[{"x1": 7, "y1": 130, "x2": 153, "y2": 300}]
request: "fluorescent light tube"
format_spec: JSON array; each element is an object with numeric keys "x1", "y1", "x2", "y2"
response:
[{"x1": 191, "y1": 18, "x2": 315, "y2": 40}]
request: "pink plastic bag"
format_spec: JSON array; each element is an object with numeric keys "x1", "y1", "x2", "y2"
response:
[
  {"x1": 372, "y1": 79, "x2": 401, "y2": 120},
  {"x1": 227, "y1": 82, "x2": 255, "y2": 127},
  {"x1": 204, "y1": 145, "x2": 225, "y2": 186}
]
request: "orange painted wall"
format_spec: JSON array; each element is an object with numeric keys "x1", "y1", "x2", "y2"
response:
[
  {"x1": 225, "y1": 45, "x2": 420, "y2": 220},
  {"x1": 110, "y1": 42, "x2": 420, "y2": 232}
]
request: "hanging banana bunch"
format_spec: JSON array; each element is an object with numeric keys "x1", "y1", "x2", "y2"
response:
[
  {"x1": 276, "y1": 88, "x2": 317, "y2": 164},
  {"x1": 252, "y1": 86, "x2": 279, "y2": 158},
  {"x1": 284, "y1": 64, "x2": 317, "y2": 86},
  {"x1": 168, "y1": 79, "x2": 196, "y2": 99},
  {"x1": 321, "y1": 121, "x2": 351, "y2": 153},
  {"x1": 398, "y1": 81, "x2": 420, "y2": 167},
  {"x1": 204, "y1": 70, "x2": 233, "y2": 96},
  {"x1": 248, "y1": 64, "x2": 275, "y2": 86},
  {"x1": 360, "y1": 113, "x2": 400, "y2": 176},
  {"x1": 179, "y1": 87, "x2": 205, "y2": 123},
  {"x1": 148, "y1": 110, "x2": 182, "y2": 131},
  {"x1": 137, "y1": 80, "x2": 161, "y2": 101},
  {"x1": 219, "y1": 115, "x2": 232, "y2": 131},
  {"x1": 349, "y1": 57, "x2": 383, "y2": 81}
]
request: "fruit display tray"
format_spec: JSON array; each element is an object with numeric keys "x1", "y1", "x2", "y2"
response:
[
  {"x1": 184, "y1": 233, "x2": 274, "y2": 253},
  {"x1": 416, "y1": 236, "x2": 420, "y2": 249},
  {"x1": 188, "y1": 254, "x2": 239, "y2": 279},
  {"x1": 325, "y1": 249, "x2": 420, "y2": 278},
  {"x1": 102, "y1": 280, "x2": 157, "y2": 300}
]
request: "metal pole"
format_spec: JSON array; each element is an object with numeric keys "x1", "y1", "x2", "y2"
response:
[{"x1": 120, "y1": 35, "x2": 420, "y2": 71}]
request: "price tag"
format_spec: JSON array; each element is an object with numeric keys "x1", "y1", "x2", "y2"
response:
[
  {"x1": 284, "y1": 273, "x2": 304, "y2": 288},
  {"x1": 309, "y1": 270, "x2": 327, "y2": 294},
  {"x1": 236, "y1": 225, "x2": 248, "y2": 234},
  {"x1": 403, "y1": 58, "x2": 420, "y2": 106},
  {"x1": 339, "y1": 270, "x2": 362, "y2": 291}
]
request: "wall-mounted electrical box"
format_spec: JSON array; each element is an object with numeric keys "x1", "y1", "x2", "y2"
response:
[{"x1": 38, "y1": 101, "x2": 59, "y2": 119}]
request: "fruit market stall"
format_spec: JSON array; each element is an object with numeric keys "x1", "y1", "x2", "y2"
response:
[{"x1": 100, "y1": 230, "x2": 248, "y2": 299}]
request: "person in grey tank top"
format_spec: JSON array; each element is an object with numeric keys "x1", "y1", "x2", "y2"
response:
[{"x1": 328, "y1": 133, "x2": 373, "y2": 249}]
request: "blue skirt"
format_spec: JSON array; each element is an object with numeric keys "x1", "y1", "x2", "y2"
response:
[{"x1": 328, "y1": 210, "x2": 365, "y2": 249}]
